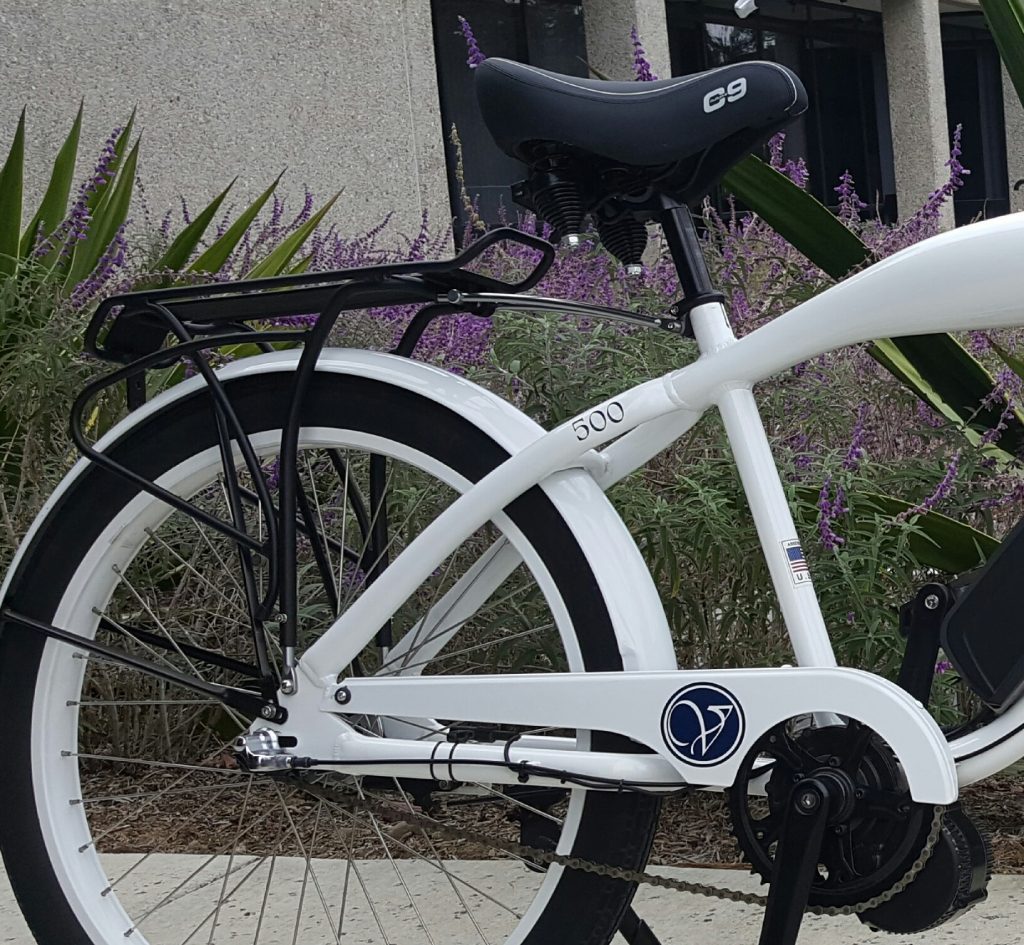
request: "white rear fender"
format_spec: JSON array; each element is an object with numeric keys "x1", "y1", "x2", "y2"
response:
[
  {"x1": 671, "y1": 213, "x2": 1024, "y2": 406},
  {"x1": 1, "y1": 349, "x2": 676, "y2": 673}
]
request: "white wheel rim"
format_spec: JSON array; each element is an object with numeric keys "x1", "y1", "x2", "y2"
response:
[{"x1": 29, "y1": 427, "x2": 591, "y2": 945}]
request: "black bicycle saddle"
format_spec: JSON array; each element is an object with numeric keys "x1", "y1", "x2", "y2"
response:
[{"x1": 475, "y1": 58, "x2": 807, "y2": 169}]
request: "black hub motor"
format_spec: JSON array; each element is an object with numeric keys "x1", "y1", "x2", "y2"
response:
[
  {"x1": 729, "y1": 719, "x2": 990, "y2": 931},
  {"x1": 859, "y1": 802, "x2": 991, "y2": 933}
]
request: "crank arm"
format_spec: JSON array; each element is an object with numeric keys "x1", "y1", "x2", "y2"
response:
[
  {"x1": 619, "y1": 907, "x2": 664, "y2": 945},
  {"x1": 757, "y1": 778, "x2": 831, "y2": 945}
]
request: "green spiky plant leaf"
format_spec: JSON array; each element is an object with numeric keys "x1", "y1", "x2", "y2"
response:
[
  {"x1": 0, "y1": 109, "x2": 25, "y2": 279},
  {"x1": 722, "y1": 156, "x2": 871, "y2": 278},
  {"x1": 873, "y1": 337, "x2": 1024, "y2": 456},
  {"x1": 153, "y1": 178, "x2": 236, "y2": 273},
  {"x1": 190, "y1": 173, "x2": 283, "y2": 274},
  {"x1": 20, "y1": 102, "x2": 83, "y2": 258},
  {"x1": 288, "y1": 252, "x2": 315, "y2": 275},
  {"x1": 722, "y1": 155, "x2": 1024, "y2": 454},
  {"x1": 795, "y1": 486, "x2": 998, "y2": 573},
  {"x1": 981, "y1": 0, "x2": 1024, "y2": 107},
  {"x1": 244, "y1": 191, "x2": 340, "y2": 278}
]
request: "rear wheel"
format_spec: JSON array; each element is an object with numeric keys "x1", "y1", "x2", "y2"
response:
[{"x1": 0, "y1": 371, "x2": 659, "y2": 945}]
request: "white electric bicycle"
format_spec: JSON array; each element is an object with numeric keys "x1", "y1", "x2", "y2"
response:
[{"x1": 3, "y1": 56, "x2": 1022, "y2": 945}]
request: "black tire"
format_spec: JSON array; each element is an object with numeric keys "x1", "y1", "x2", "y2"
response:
[{"x1": 0, "y1": 370, "x2": 660, "y2": 945}]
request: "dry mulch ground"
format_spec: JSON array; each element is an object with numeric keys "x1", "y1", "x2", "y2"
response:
[{"x1": 84, "y1": 767, "x2": 1024, "y2": 873}]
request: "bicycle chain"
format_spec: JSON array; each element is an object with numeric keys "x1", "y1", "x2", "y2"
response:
[{"x1": 296, "y1": 777, "x2": 944, "y2": 917}]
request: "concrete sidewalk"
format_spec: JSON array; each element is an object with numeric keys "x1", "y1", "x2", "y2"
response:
[{"x1": 2, "y1": 856, "x2": 1022, "y2": 944}]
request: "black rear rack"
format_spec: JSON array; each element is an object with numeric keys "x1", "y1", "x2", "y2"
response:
[
  {"x1": 68, "y1": 226, "x2": 557, "y2": 712},
  {"x1": 85, "y1": 226, "x2": 557, "y2": 365},
  {"x1": 62, "y1": 224, "x2": 679, "y2": 721}
]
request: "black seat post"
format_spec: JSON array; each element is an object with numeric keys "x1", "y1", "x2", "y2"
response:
[
  {"x1": 658, "y1": 196, "x2": 716, "y2": 300},
  {"x1": 658, "y1": 196, "x2": 728, "y2": 340}
]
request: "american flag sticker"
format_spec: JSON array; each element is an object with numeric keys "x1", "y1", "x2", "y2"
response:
[{"x1": 781, "y1": 539, "x2": 813, "y2": 586}]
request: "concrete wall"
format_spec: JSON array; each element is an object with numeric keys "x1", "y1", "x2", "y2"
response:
[
  {"x1": 881, "y1": 0, "x2": 954, "y2": 226},
  {"x1": 582, "y1": 0, "x2": 671, "y2": 81},
  {"x1": 1004, "y1": 66, "x2": 1024, "y2": 213},
  {"x1": 0, "y1": 0, "x2": 450, "y2": 238}
]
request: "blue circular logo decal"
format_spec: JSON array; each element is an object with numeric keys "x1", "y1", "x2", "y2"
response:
[{"x1": 661, "y1": 683, "x2": 745, "y2": 766}]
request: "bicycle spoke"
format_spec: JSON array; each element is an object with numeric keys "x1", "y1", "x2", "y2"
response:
[
  {"x1": 321, "y1": 791, "x2": 525, "y2": 919},
  {"x1": 252, "y1": 843, "x2": 281, "y2": 945},
  {"x1": 189, "y1": 515, "x2": 246, "y2": 600},
  {"x1": 464, "y1": 781, "x2": 563, "y2": 826},
  {"x1": 333, "y1": 449, "x2": 353, "y2": 614},
  {"x1": 74, "y1": 781, "x2": 252, "y2": 806},
  {"x1": 391, "y1": 531, "x2": 470, "y2": 669},
  {"x1": 44, "y1": 429, "x2": 590, "y2": 945},
  {"x1": 398, "y1": 623, "x2": 555, "y2": 676},
  {"x1": 270, "y1": 781, "x2": 342, "y2": 944},
  {"x1": 328, "y1": 815, "x2": 394, "y2": 944},
  {"x1": 339, "y1": 459, "x2": 444, "y2": 616},
  {"x1": 68, "y1": 752, "x2": 249, "y2": 777},
  {"x1": 143, "y1": 526, "x2": 244, "y2": 613},
  {"x1": 390, "y1": 777, "x2": 492, "y2": 945},
  {"x1": 71, "y1": 699, "x2": 221, "y2": 708},
  {"x1": 381, "y1": 538, "x2": 518, "y2": 675},
  {"x1": 352, "y1": 779, "x2": 437, "y2": 945},
  {"x1": 132, "y1": 817, "x2": 269, "y2": 925},
  {"x1": 177, "y1": 855, "x2": 271, "y2": 945},
  {"x1": 100, "y1": 579, "x2": 207, "y2": 684},
  {"x1": 76, "y1": 762, "x2": 252, "y2": 855},
  {"x1": 207, "y1": 776, "x2": 254, "y2": 944}
]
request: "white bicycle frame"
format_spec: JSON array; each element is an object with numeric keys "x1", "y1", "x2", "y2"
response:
[
  {"x1": 14, "y1": 215, "x2": 1024, "y2": 806},
  {"x1": 240, "y1": 213, "x2": 1024, "y2": 804}
]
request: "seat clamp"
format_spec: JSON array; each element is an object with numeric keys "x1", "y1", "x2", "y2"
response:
[{"x1": 662, "y1": 292, "x2": 726, "y2": 338}]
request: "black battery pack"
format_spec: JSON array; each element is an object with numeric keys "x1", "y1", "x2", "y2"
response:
[{"x1": 942, "y1": 515, "x2": 1024, "y2": 713}]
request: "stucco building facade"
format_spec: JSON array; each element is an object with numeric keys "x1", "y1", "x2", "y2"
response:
[{"x1": 1, "y1": 0, "x2": 1021, "y2": 236}]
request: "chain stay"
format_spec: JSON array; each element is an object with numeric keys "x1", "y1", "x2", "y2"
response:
[{"x1": 298, "y1": 778, "x2": 944, "y2": 916}]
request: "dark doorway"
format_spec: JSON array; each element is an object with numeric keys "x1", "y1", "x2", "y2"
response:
[
  {"x1": 666, "y1": 0, "x2": 895, "y2": 218},
  {"x1": 665, "y1": 1, "x2": 1010, "y2": 224},
  {"x1": 941, "y1": 13, "x2": 1009, "y2": 223},
  {"x1": 431, "y1": 0, "x2": 588, "y2": 237}
]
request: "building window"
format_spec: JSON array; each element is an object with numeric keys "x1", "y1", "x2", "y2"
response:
[
  {"x1": 941, "y1": 12, "x2": 1009, "y2": 223},
  {"x1": 431, "y1": 0, "x2": 587, "y2": 236},
  {"x1": 666, "y1": 0, "x2": 895, "y2": 218},
  {"x1": 666, "y1": 0, "x2": 1009, "y2": 223}
]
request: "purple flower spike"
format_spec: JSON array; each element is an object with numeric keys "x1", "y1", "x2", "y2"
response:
[
  {"x1": 977, "y1": 367, "x2": 1021, "y2": 448},
  {"x1": 767, "y1": 132, "x2": 807, "y2": 187},
  {"x1": 818, "y1": 477, "x2": 847, "y2": 551},
  {"x1": 70, "y1": 221, "x2": 131, "y2": 308},
  {"x1": 630, "y1": 26, "x2": 658, "y2": 82},
  {"x1": 842, "y1": 403, "x2": 869, "y2": 471},
  {"x1": 834, "y1": 170, "x2": 867, "y2": 224},
  {"x1": 458, "y1": 16, "x2": 487, "y2": 69},
  {"x1": 882, "y1": 124, "x2": 970, "y2": 251},
  {"x1": 781, "y1": 156, "x2": 809, "y2": 189},
  {"x1": 901, "y1": 451, "x2": 962, "y2": 519},
  {"x1": 52, "y1": 124, "x2": 124, "y2": 256}
]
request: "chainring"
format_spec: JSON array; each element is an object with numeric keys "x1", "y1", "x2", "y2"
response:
[{"x1": 728, "y1": 719, "x2": 938, "y2": 908}]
